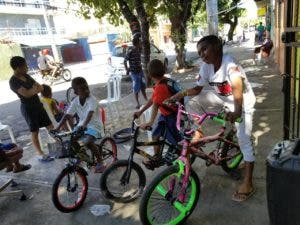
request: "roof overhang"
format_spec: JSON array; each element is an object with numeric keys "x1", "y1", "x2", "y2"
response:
[{"x1": 12, "y1": 36, "x2": 75, "y2": 47}]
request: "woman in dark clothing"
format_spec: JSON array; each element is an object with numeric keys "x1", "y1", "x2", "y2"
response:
[{"x1": 9, "y1": 56, "x2": 54, "y2": 162}]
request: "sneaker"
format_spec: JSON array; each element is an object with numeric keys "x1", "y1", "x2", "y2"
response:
[
  {"x1": 37, "y1": 155, "x2": 54, "y2": 163},
  {"x1": 93, "y1": 163, "x2": 106, "y2": 173}
]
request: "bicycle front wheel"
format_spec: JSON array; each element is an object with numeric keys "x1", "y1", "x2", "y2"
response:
[
  {"x1": 52, "y1": 166, "x2": 88, "y2": 213},
  {"x1": 97, "y1": 137, "x2": 118, "y2": 166},
  {"x1": 139, "y1": 165, "x2": 200, "y2": 225},
  {"x1": 100, "y1": 160, "x2": 146, "y2": 203}
]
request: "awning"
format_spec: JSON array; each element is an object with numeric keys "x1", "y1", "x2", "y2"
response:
[{"x1": 12, "y1": 37, "x2": 75, "y2": 47}]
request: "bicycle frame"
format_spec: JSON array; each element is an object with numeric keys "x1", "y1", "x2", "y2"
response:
[
  {"x1": 171, "y1": 103, "x2": 240, "y2": 204},
  {"x1": 121, "y1": 119, "x2": 181, "y2": 184}
]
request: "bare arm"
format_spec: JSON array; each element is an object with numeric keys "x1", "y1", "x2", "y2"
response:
[
  {"x1": 140, "y1": 103, "x2": 159, "y2": 129},
  {"x1": 170, "y1": 86, "x2": 203, "y2": 101},
  {"x1": 134, "y1": 98, "x2": 153, "y2": 118},
  {"x1": 55, "y1": 113, "x2": 72, "y2": 130},
  {"x1": 124, "y1": 59, "x2": 129, "y2": 76},
  {"x1": 225, "y1": 75, "x2": 243, "y2": 122},
  {"x1": 16, "y1": 83, "x2": 43, "y2": 98}
]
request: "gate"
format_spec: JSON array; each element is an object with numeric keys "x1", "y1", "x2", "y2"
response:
[{"x1": 282, "y1": 0, "x2": 300, "y2": 139}]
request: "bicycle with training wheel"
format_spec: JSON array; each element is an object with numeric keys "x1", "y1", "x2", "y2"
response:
[
  {"x1": 100, "y1": 118, "x2": 196, "y2": 203},
  {"x1": 139, "y1": 102, "x2": 243, "y2": 225},
  {"x1": 49, "y1": 129, "x2": 117, "y2": 213}
]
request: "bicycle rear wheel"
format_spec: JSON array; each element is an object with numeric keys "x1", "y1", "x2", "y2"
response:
[
  {"x1": 52, "y1": 166, "x2": 88, "y2": 213},
  {"x1": 97, "y1": 137, "x2": 118, "y2": 166},
  {"x1": 139, "y1": 165, "x2": 200, "y2": 225},
  {"x1": 100, "y1": 160, "x2": 146, "y2": 203}
]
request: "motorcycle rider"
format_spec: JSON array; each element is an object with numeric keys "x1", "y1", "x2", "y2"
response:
[
  {"x1": 37, "y1": 50, "x2": 48, "y2": 77},
  {"x1": 42, "y1": 48, "x2": 58, "y2": 77}
]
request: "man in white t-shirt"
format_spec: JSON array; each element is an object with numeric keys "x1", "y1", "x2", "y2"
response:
[
  {"x1": 171, "y1": 35, "x2": 256, "y2": 202},
  {"x1": 55, "y1": 77, "x2": 105, "y2": 173}
]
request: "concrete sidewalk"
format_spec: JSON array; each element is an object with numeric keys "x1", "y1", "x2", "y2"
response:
[{"x1": 0, "y1": 43, "x2": 283, "y2": 225}]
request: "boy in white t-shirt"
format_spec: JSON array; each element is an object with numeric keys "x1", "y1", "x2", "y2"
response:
[
  {"x1": 171, "y1": 35, "x2": 256, "y2": 202},
  {"x1": 55, "y1": 77, "x2": 105, "y2": 173}
]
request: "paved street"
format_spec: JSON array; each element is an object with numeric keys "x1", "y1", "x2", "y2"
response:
[{"x1": 0, "y1": 36, "x2": 284, "y2": 225}]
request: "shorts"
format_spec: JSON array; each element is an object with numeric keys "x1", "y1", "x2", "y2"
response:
[
  {"x1": 21, "y1": 104, "x2": 52, "y2": 132},
  {"x1": 54, "y1": 112, "x2": 64, "y2": 122},
  {"x1": 152, "y1": 114, "x2": 182, "y2": 145},
  {"x1": 74, "y1": 127, "x2": 99, "y2": 147},
  {"x1": 130, "y1": 71, "x2": 146, "y2": 94}
]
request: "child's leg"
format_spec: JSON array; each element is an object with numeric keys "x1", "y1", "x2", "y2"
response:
[
  {"x1": 87, "y1": 142, "x2": 102, "y2": 163},
  {"x1": 191, "y1": 127, "x2": 204, "y2": 144},
  {"x1": 233, "y1": 111, "x2": 255, "y2": 200},
  {"x1": 152, "y1": 136, "x2": 161, "y2": 156}
]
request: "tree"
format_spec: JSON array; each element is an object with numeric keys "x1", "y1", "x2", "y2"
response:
[
  {"x1": 69, "y1": 0, "x2": 154, "y2": 84},
  {"x1": 158, "y1": 0, "x2": 203, "y2": 69},
  {"x1": 218, "y1": 0, "x2": 245, "y2": 41}
]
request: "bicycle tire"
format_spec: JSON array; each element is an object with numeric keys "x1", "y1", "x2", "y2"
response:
[
  {"x1": 220, "y1": 133, "x2": 243, "y2": 175},
  {"x1": 113, "y1": 128, "x2": 132, "y2": 144},
  {"x1": 52, "y1": 166, "x2": 88, "y2": 213},
  {"x1": 97, "y1": 137, "x2": 118, "y2": 166},
  {"x1": 62, "y1": 69, "x2": 72, "y2": 81},
  {"x1": 66, "y1": 87, "x2": 76, "y2": 104},
  {"x1": 100, "y1": 159, "x2": 146, "y2": 203},
  {"x1": 139, "y1": 165, "x2": 200, "y2": 225}
]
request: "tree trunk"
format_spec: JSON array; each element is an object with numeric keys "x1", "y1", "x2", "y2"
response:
[
  {"x1": 134, "y1": 0, "x2": 151, "y2": 86},
  {"x1": 227, "y1": 15, "x2": 238, "y2": 41}
]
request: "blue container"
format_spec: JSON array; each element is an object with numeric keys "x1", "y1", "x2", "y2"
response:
[
  {"x1": 74, "y1": 37, "x2": 92, "y2": 61},
  {"x1": 106, "y1": 33, "x2": 119, "y2": 55}
]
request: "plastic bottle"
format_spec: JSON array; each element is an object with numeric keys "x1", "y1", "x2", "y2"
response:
[{"x1": 90, "y1": 204, "x2": 111, "y2": 216}]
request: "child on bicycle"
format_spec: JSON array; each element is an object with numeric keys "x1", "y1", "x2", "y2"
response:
[
  {"x1": 55, "y1": 77, "x2": 105, "y2": 173},
  {"x1": 134, "y1": 59, "x2": 182, "y2": 168},
  {"x1": 170, "y1": 35, "x2": 256, "y2": 202}
]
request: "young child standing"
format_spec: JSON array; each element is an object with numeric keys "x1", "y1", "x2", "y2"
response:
[
  {"x1": 55, "y1": 77, "x2": 105, "y2": 173},
  {"x1": 9, "y1": 56, "x2": 54, "y2": 162},
  {"x1": 134, "y1": 59, "x2": 182, "y2": 168},
  {"x1": 171, "y1": 35, "x2": 256, "y2": 202}
]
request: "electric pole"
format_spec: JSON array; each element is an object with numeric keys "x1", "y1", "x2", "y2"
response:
[{"x1": 206, "y1": 0, "x2": 218, "y2": 35}]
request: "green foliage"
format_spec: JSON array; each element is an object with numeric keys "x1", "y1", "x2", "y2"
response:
[{"x1": 0, "y1": 44, "x2": 22, "y2": 80}]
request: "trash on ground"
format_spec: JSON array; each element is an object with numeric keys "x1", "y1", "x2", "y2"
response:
[{"x1": 89, "y1": 204, "x2": 111, "y2": 216}]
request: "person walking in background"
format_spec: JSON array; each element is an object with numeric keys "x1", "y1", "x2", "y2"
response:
[
  {"x1": 9, "y1": 56, "x2": 54, "y2": 162},
  {"x1": 171, "y1": 35, "x2": 256, "y2": 202},
  {"x1": 257, "y1": 22, "x2": 265, "y2": 43},
  {"x1": 124, "y1": 37, "x2": 148, "y2": 109}
]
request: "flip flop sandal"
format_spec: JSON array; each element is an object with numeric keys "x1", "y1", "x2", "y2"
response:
[
  {"x1": 231, "y1": 188, "x2": 256, "y2": 202},
  {"x1": 13, "y1": 164, "x2": 31, "y2": 173}
]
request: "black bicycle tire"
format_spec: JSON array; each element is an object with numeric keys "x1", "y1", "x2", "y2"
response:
[
  {"x1": 52, "y1": 167, "x2": 88, "y2": 213},
  {"x1": 62, "y1": 69, "x2": 72, "y2": 81},
  {"x1": 66, "y1": 87, "x2": 76, "y2": 104},
  {"x1": 139, "y1": 165, "x2": 200, "y2": 225},
  {"x1": 100, "y1": 159, "x2": 146, "y2": 203},
  {"x1": 98, "y1": 137, "x2": 118, "y2": 165},
  {"x1": 113, "y1": 128, "x2": 132, "y2": 143}
]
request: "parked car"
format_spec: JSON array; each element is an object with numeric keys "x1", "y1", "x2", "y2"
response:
[{"x1": 107, "y1": 43, "x2": 168, "y2": 76}]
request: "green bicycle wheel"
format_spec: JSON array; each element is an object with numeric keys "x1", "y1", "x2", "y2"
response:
[{"x1": 139, "y1": 165, "x2": 200, "y2": 225}]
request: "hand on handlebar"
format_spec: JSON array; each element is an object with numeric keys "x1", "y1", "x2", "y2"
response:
[
  {"x1": 133, "y1": 111, "x2": 142, "y2": 119},
  {"x1": 140, "y1": 122, "x2": 153, "y2": 131},
  {"x1": 224, "y1": 111, "x2": 242, "y2": 123}
]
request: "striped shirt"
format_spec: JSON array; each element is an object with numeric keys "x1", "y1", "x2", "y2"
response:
[{"x1": 124, "y1": 47, "x2": 142, "y2": 73}]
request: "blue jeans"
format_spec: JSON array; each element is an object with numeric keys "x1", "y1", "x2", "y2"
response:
[{"x1": 130, "y1": 71, "x2": 146, "y2": 93}]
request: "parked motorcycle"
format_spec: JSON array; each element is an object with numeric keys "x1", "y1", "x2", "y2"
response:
[{"x1": 40, "y1": 62, "x2": 72, "y2": 85}]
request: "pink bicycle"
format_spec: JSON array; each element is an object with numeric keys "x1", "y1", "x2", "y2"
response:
[{"x1": 139, "y1": 102, "x2": 243, "y2": 225}]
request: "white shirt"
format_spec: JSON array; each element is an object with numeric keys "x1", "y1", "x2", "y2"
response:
[
  {"x1": 196, "y1": 54, "x2": 256, "y2": 112},
  {"x1": 67, "y1": 95, "x2": 104, "y2": 138}
]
